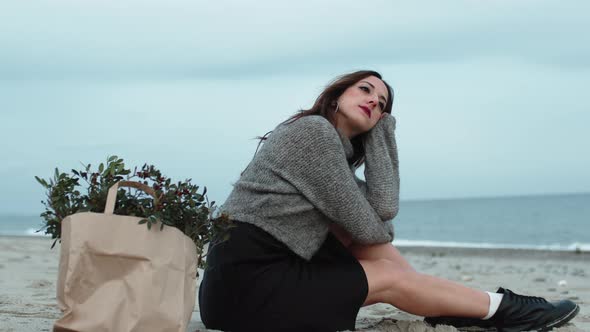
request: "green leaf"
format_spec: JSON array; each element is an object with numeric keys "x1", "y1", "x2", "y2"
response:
[
  {"x1": 34, "y1": 176, "x2": 49, "y2": 188},
  {"x1": 36, "y1": 155, "x2": 224, "y2": 268}
]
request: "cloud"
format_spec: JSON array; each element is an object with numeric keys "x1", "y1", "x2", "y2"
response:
[
  {"x1": 1, "y1": 0, "x2": 589, "y2": 79},
  {"x1": 1, "y1": 0, "x2": 589, "y2": 212}
]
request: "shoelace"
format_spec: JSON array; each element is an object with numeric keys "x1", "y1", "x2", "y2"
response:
[{"x1": 512, "y1": 292, "x2": 548, "y2": 304}]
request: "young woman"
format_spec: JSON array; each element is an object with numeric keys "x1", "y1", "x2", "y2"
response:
[{"x1": 198, "y1": 70, "x2": 579, "y2": 332}]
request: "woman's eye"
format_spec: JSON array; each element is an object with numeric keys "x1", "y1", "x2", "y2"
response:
[{"x1": 359, "y1": 86, "x2": 370, "y2": 92}]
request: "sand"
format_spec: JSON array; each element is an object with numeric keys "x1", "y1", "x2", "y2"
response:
[{"x1": 0, "y1": 236, "x2": 588, "y2": 332}]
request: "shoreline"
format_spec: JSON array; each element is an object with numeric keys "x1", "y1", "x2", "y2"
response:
[
  {"x1": 397, "y1": 245, "x2": 590, "y2": 261},
  {"x1": 0, "y1": 234, "x2": 590, "y2": 255}
]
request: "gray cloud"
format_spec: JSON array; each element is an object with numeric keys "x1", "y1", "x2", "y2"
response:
[
  {"x1": 1, "y1": 0, "x2": 589, "y2": 79},
  {"x1": 1, "y1": 0, "x2": 589, "y2": 214}
]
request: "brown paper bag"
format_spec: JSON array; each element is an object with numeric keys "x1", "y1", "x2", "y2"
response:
[{"x1": 54, "y1": 181, "x2": 198, "y2": 332}]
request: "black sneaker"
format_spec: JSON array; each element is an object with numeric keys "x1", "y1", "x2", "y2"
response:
[
  {"x1": 424, "y1": 287, "x2": 579, "y2": 332},
  {"x1": 490, "y1": 287, "x2": 579, "y2": 331},
  {"x1": 424, "y1": 316, "x2": 496, "y2": 331}
]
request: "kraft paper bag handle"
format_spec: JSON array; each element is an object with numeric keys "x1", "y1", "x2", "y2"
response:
[{"x1": 104, "y1": 181, "x2": 159, "y2": 215}]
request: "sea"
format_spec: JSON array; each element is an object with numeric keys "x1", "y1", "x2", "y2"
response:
[{"x1": 1, "y1": 193, "x2": 589, "y2": 252}]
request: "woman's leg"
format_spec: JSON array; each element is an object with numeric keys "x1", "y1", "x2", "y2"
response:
[
  {"x1": 330, "y1": 225, "x2": 488, "y2": 317},
  {"x1": 358, "y1": 258, "x2": 489, "y2": 318},
  {"x1": 332, "y1": 229, "x2": 579, "y2": 328},
  {"x1": 330, "y1": 224, "x2": 414, "y2": 271},
  {"x1": 349, "y1": 242, "x2": 415, "y2": 271}
]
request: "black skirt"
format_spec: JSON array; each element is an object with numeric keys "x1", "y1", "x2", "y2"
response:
[{"x1": 198, "y1": 221, "x2": 368, "y2": 332}]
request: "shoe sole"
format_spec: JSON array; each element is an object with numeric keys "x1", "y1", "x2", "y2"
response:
[
  {"x1": 537, "y1": 303, "x2": 580, "y2": 332},
  {"x1": 456, "y1": 327, "x2": 497, "y2": 332},
  {"x1": 428, "y1": 304, "x2": 580, "y2": 332},
  {"x1": 499, "y1": 303, "x2": 580, "y2": 332}
]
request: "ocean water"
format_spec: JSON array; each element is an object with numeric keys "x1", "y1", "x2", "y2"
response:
[
  {"x1": 393, "y1": 193, "x2": 590, "y2": 251},
  {"x1": 1, "y1": 193, "x2": 589, "y2": 252}
]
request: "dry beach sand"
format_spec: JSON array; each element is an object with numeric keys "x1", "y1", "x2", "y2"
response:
[{"x1": 1, "y1": 236, "x2": 588, "y2": 332}]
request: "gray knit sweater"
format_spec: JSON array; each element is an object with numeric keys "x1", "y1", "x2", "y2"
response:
[{"x1": 220, "y1": 114, "x2": 400, "y2": 260}]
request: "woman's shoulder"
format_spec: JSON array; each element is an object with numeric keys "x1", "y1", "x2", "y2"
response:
[{"x1": 278, "y1": 115, "x2": 335, "y2": 135}]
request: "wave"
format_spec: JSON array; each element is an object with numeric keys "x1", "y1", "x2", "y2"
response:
[
  {"x1": 1, "y1": 229, "x2": 589, "y2": 253},
  {"x1": 25, "y1": 228, "x2": 50, "y2": 236},
  {"x1": 393, "y1": 239, "x2": 590, "y2": 252},
  {"x1": 0, "y1": 228, "x2": 50, "y2": 237}
]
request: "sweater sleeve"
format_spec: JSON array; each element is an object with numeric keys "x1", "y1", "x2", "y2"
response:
[
  {"x1": 270, "y1": 116, "x2": 393, "y2": 245},
  {"x1": 355, "y1": 113, "x2": 400, "y2": 221}
]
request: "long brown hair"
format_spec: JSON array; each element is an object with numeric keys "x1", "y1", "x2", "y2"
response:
[{"x1": 242, "y1": 70, "x2": 394, "y2": 176}]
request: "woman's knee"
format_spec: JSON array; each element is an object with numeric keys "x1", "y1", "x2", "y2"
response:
[
  {"x1": 350, "y1": 243, "x2": 415, "y2": 271},
  {"x1": 359, "y1": 258, "x2": 416, "y2": 305}
]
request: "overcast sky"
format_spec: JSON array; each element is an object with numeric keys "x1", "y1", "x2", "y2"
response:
[{"x1": 1, "y1": 0, "x2": 589, "y2": 215}]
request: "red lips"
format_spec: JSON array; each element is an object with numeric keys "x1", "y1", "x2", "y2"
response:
[{"x1": 359, "y1": 106, "x2": 371, "y2": 118}]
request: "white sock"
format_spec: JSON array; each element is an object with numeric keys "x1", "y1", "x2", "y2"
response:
[{"x1": 482, "y1": 291, "x2": 504, "y2": 320}]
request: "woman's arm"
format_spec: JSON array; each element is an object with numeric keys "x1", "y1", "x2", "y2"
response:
[
  {"x1": 270, "y1": 116, "x2": 393, "y2": 245},
  {"x1": 355, "y1": 113, "x2": 400, "y2": 221}
]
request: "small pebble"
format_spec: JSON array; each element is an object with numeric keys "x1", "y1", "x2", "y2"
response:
[
  {"x1": 548, "y1": 288, "x2": 557, "y2": 292},
  {"x1": 461, "y1": 275, "x2": 473, "y2": 282},
  {"x1": 558, "y1": 280, "x2": 568, "y2": 287},
  {"x1": 533, "y1": 277, "x2": 546, "y2": 282},
  {"x1": 561, "y1": 290, "x2": 569, "y2": 295}
]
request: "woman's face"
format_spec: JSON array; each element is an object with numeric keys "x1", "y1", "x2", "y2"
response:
[{"x1": 334, "y1": 75, "x2": 389, "y2": 138}]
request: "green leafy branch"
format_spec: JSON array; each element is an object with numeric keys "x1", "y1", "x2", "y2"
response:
[{"x1": 35, "y1": 155, "x2": 234, "y2": 268}]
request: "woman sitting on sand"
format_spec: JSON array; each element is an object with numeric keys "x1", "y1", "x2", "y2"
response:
[{"x1": 198, "y1": 70, "x2": 579, "y2": 331}]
